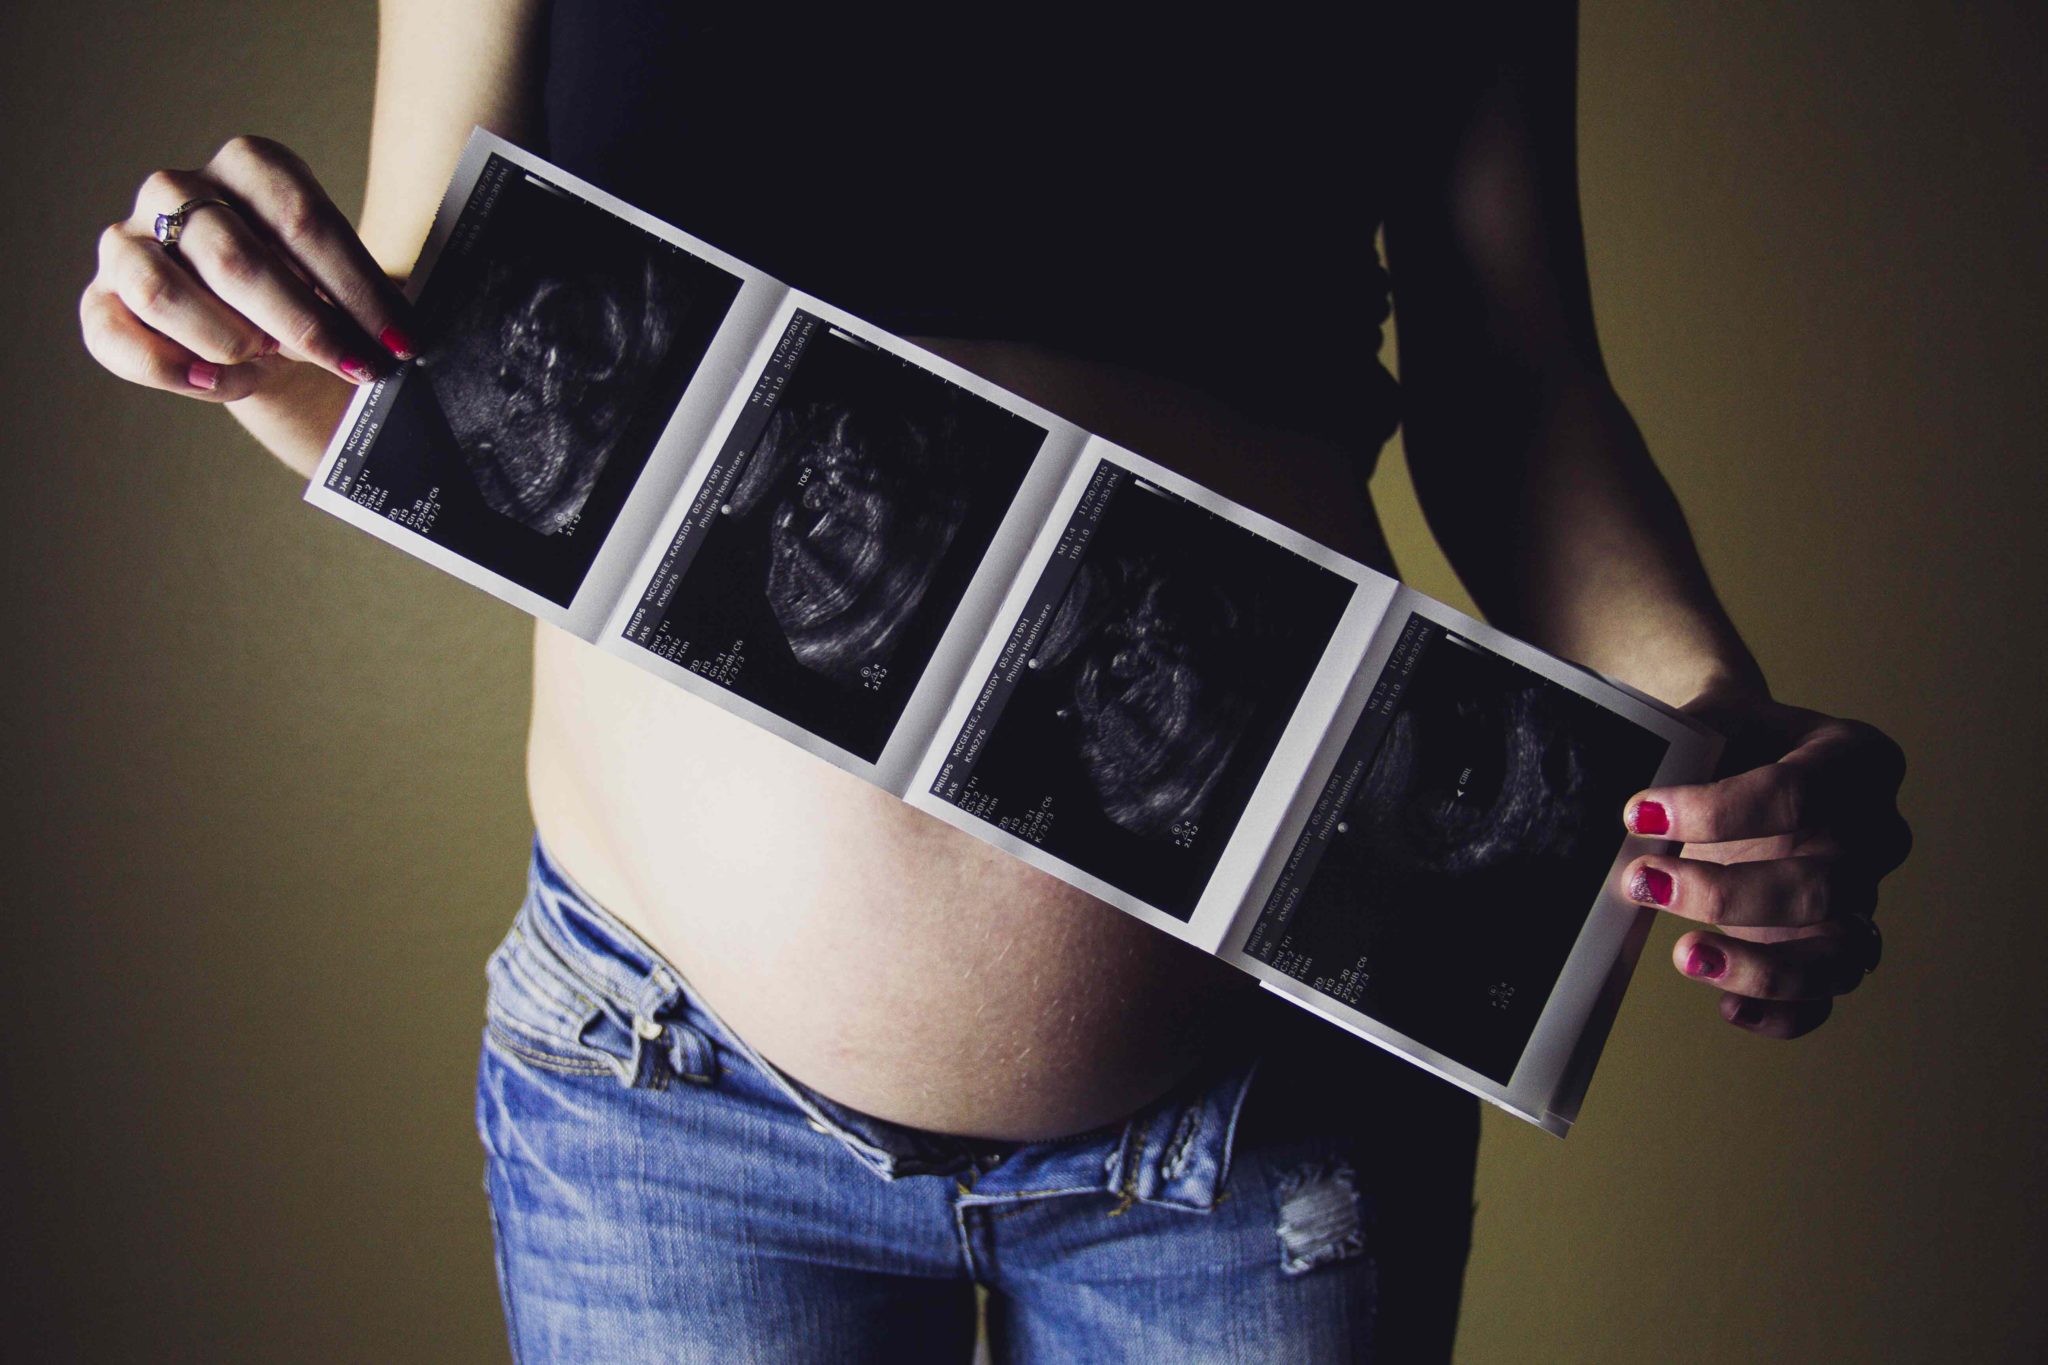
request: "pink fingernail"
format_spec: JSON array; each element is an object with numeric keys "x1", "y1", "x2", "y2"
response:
[
  {"x1": 188, "y1": 361, "x2": 220, "y2": 391},
  {"x1": 1628, "y1": 866, "x2": 1674, "y2": 907},
  {"x1": 1630, "y1": 800, "x2": 1670, "y2": 835},
  {"x1": 1685, "y1": 942, "x2": 1727, "y2": 979},
  {"x1": 338, "y1": 357, "x2": 376, "y2": 384},
  {"x1": 378, "y1": 325, "x2": 418, "y2": 360}
]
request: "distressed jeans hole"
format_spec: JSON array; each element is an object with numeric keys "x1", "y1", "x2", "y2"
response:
[{"x1": 1274, "y1": 1159, "x2": 1366, "y2": 1276}]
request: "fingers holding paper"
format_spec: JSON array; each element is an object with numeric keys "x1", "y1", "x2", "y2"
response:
[
  {"x1": 1626, "y1": 849, "x2": 1886, "y2": 1036},
  {"x1": 1616, "y1": 692, "x2": 1910, "y2": 1040}
]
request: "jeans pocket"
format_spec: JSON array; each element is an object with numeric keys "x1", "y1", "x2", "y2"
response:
[{"x1": 483, "y1": 920, "x2": 620, "y2": 1078}]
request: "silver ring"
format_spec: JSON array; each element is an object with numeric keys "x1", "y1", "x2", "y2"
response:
[
  {"x1": 1842, "y1": 911, "x2": 1882, "y2": 976},
  {"x1": 153, "y1": 197, "x2": 234, "y2": 249}
]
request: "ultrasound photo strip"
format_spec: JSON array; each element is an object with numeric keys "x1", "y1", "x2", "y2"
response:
[{"x1": 306, "y1": 129, "x2": 1724, "y2": 1136}]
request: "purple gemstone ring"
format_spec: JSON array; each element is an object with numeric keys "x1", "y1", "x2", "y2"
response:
[{"x1": 152, "y1": 197, "x2": 235, "y2": 249}]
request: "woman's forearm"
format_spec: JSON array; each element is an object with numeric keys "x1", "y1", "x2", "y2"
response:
[{"x1": 1406, "y1": 377, "x2": 1767, "y2": 708}]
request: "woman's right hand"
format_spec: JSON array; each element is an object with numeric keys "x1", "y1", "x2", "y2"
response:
[{"x1": 79, "y1": 135, "x2": 417, "y2": 404}]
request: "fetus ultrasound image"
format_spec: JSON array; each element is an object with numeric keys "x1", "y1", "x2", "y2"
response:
[
  {"x1": 628, "y1": 318, "x2": 1043, "y2": 762},
  {"x1": 331, "y1": 155, "x2": 740, "y2": 605},
  {"x1": 938, "y1": 468, "x2": 1353, "y2": 919},
  {"x1": 1244, "y1": 615, "x2": 1670, "y2": 1082}
]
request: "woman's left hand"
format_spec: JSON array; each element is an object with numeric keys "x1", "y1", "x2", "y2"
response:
[{"x1": 1619, "y1": 688, "x2": 1911, "y2": 1039}]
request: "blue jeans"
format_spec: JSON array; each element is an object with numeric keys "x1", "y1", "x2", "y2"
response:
[{"x1": 477, "y1": 839, "x2": 1478, "y2": 1363}]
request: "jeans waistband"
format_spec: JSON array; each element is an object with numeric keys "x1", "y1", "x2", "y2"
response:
[{"x1": 518, "y1": 835, "x2": 1264, "y2": 1210}]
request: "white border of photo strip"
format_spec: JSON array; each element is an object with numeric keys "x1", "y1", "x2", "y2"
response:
[{"x1": 307, "y1": 129, "x2": 1724, "y2": 1137}]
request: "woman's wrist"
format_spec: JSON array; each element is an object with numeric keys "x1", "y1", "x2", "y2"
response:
[
  {"x1": 224, "y1": 359, "x2": 358, "y2": 480},
  {"x1": 1529, "y1": 597, "x2": 1765, "y2": 713},
  {"x1": 1627, "y1": 642, "x2": 1769, "y2": 715},
  {"x1": 1675, "y1": 666, "x2": 1774, "y2": 725}
]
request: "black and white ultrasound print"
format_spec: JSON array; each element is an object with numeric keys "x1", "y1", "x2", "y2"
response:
[
  {"x1": 932, "y1": 465, "x2": 1353, "y2": 920},
  {"x1": 325, "y1": 155, "x2": 741, "y2": 606},
  {"x1": 1243, "y1": 614, "x2": 1670, "y2": 1082},
  {"x1": 624, "y1": 315, "x2": 1043, "y2": 762}
]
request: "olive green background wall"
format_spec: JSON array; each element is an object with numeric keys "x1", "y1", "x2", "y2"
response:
[{"x1": 3, "y1": 3, "x2": 2041, "y2": 1360}]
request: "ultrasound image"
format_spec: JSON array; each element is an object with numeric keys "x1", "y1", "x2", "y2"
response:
[
  {"x1": 629, "y1": 319, "x2": 1042, "y2": 761},
  {"x1": 1033, "y1": 554, "x2": 1262, "y2": 841},
  {"x1": 1351, "y1": 665, "x2": 1610, "y2": 876},
  {"x1": 333, "y1": 156, "x2": 740, "y2": 606},
  {"x1": 1245, "y1": 616, "x2": 1670, "y2": 1082},
  {"x1": 732, "y1": 398, "x2": 970, "y2": 686},
  {"x1": 424, "y1": 254, "x2": 688, "y2": 535},
  {"x1": 938, "y1": 468, "x2": 1353, "y2": 919}
]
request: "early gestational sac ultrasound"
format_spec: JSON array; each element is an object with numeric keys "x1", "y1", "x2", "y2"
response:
[
  {"x1": 1245, "y1": 616, "x2": 1670, "y2": 1083},
  {"x1": 1354, "y1": 677, "x2": 1608, "y2": 876},
  {"x1": 335, "y1": 156, "x2": 741, "y2": 607},
  {"x1": 629, "y1": 319, "x2": 1043, "y2": 762},
  {"x1": 424, "y1": 256, "x2": 687, "y2": 535},
  {"x1": 939, "y1": 468, "x2": 1353, "y2": 920}
]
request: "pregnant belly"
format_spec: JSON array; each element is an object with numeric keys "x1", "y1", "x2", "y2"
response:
[{"x1": 527, "y1": 339, "x2": 1397, "y2": 1140}]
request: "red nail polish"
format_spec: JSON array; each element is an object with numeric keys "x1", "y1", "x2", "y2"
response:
[
  {"x1": 1630, "y1": 800, "x2": 1670, "y2": 835},
  {"x1": 1629, "y1": 866, "x2": 1674, "y2": 907},
  {"x1": 378, "y1": 325, "x2": 418, "y2": 360},
  {"x1": 338, "y1": 357, "x2": 376, "y2": 384},
  {"x1": 1685, "y1": 942, "x2": 1727, "y2": 979},
  {"x1": 188, "y1": 361, "x2": 220, "y2": 391}
]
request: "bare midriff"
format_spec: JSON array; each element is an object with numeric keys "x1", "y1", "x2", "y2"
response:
[{"x1": 527, "y1": 338, "x2": 1400, "y2": 1141}]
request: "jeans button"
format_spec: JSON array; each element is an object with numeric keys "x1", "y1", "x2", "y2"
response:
[{"x1": 633, "y1": 1016, "x2": 663, "y2": 1040}]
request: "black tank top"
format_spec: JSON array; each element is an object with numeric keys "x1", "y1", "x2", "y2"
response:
[{"x1": 541, "y1": 7, "x2": 1400, "y2": 456}]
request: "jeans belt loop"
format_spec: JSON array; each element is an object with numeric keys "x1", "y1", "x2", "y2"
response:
[{"x1": 628, "y1": 967, "x2": 720, "y2": 1089}]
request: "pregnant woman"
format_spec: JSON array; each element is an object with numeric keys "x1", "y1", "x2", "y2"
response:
[{"x1": 77, "y1": 5, "x2": 1910, "y2": 1361}]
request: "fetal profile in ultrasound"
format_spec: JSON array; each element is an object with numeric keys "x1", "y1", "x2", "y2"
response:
[
  {"x1": 646, "y1": 324, "x2": 1041, "y2": 762},
  {"x1": 729, "y1": 398, "x2": 972, "y2": 686},
  {"x1": 1260, "y1": 623, "x2": 1668, "y2": 1082},
  {"x1": 1032, "y1": 554, "x2": 1263, "y2": 841},
  {"x1": 423, "y1": 253, "x2": 689, "y2": 535},
  {"x1": 957, "y1": 475, "x2": 1352, "y2": 919},
  {"x1": 343, "y1": 158, "x2": 739, "y2": 606}
]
